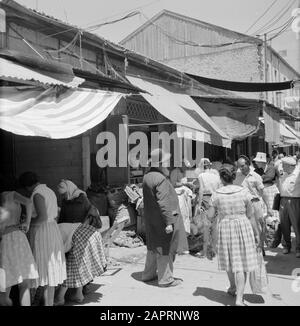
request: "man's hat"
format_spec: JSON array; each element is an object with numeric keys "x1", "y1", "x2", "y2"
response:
[{"x1": 253, "y1": 152, "x2": 267, "y2": 163}]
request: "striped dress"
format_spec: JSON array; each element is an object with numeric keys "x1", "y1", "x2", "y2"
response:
[
  {"x1": 210, "y1": 186, "x2": 258, "y2": 273},
  {"x1": 0, "y1": 192, "x2": 39, "y2": 291},
  {"x1": 29, "y1": 184, "x2": 66, "y2": 287}
]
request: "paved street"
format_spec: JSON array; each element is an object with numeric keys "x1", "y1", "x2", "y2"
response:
[{"x1": 69, "y1": 242, "x2": 300, "y2": 307}]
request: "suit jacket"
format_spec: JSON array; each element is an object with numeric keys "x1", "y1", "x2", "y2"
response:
[
  {"x1": 262, "y1": 162, "x2": 276, "y2": 184},
  {"x1": 143, "y1": 168, "x2": 188, "y2": 255}
]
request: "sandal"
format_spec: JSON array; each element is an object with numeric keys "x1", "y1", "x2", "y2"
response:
[
  {"x1": 53, "y1": 299, "x2": 65, "y2": 306},
  {"x1": 68, "y1": 296, "x2": 84, "y2": 304},
  {"x1": 227, "y1": 288, "x2": 236, "y2": 296}
]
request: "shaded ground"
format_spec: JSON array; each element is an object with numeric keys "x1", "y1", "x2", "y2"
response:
[{"x1": 67, "y1": 240, "x2": 300, "y2": 306}]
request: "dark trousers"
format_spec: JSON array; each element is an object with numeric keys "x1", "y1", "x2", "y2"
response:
[
  {"x1": 279, "y1": 197, "x2": 300, "y2": 251},
  {"x1": 142, "y1": 250, "x2": 176, "y2": 285}
]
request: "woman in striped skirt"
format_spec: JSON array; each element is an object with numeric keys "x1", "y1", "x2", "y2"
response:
[
  {"x1": 208, "y1": 166, "x2": 260, "y2": 306},
  {"x1": 54, "y1": 180, "x2": 107, "y2": 305}
]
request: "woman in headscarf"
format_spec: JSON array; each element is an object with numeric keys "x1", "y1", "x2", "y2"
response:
[{"x1": 54, "y1": 180, "x2": 107, "y2": 305}]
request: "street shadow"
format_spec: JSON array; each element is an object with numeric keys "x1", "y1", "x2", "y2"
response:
[
  {"x1": 264, "y1": 235, "x2": 300, "y2": 277},
  {"x1": 243, "y1": 293, "x2": 265, "y2": 304},
  {"x1": 264, "y1": 241, "x2": 300, "y2": 277},
  {"x1": 193, "y1": 287, "x2": 235, "y2": 306},
  {"x1": 193, "y1": 287, "x2": 265, "y2": 306},
  {"x1": 131, "y1": 272, "x2": 159, "y2": 287}
]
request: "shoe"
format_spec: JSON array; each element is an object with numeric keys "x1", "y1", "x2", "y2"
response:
[
  {"x1": 270, "y1": 242, "x2": 280, "y2": 249},
  {"x1": 53, "y1": 299, "x2": 65, "y2": 306},
  {"x1": 235, "y1": 301, "x2": 247, "y2": 306},
  {"x1": 282, "y1": 248, "x2": 291, "y2": 254},
  {"x1": 142, "y1": 276, "x2": 158, "y2": 282},
  {"x1": 68, "y1": 296, "x2": 84, "y2": 304},
  {"x1": 159, "y1": 279, "x2": 182, "y2": 288},
  {"x1": 296, "y1": 252, "x2": 300, "y2": 258}
]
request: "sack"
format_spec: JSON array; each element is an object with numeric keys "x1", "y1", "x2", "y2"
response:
[
  {"x1": 272, "y1": 193, "x2": 281, "y2": 211},
  {"x1": 249, "y1": 249, "x2": 269, "y2": 294}
]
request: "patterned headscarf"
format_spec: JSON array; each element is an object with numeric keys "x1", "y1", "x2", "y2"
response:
[{"x1": 57, "y1": 179, "x2": 86, "y2": 201}]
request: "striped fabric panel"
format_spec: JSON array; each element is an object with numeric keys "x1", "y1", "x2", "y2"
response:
[{"x1": 0, "y1": 86, "x2": 123, "y2": 139}]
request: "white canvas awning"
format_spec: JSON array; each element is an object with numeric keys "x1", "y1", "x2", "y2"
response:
[
  {"x1": 127, "y1": 75, "x2": 231, "y2": 148},
  {"x1": 0, "y1": 86, "x2": 123, "y2": 139},
  {"x1": 279, "y1": 121, "x2": 300, "y2": 145}
]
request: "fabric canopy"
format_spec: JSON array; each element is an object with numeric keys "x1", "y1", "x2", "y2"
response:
[
  {"x1": 279, "y1": 122, "x2": 299, "y2": 145},
  {"x1": 187, "y1": 73, "x2": 294, "y2": 92},
  {"x1": 0, "y1": 86, "x2": 123, "y2": 139},
  {"x1": 127, "y1": 75, "x2": 231, "y2": 148},
  {"x1": 0, "y1": 57, "x2": 85, "y2": 88},
  {"x1": 193, "y1": 98, "x2": 261, "y2": 141},
  {"x1": 282, "y1": 122, "x2": 300, "y2": 145}
]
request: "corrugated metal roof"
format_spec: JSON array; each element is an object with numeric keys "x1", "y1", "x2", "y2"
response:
[{"x1": 0, "y1": 57, "x2": 85, "y2": 87}]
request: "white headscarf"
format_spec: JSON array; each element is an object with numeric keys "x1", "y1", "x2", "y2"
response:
[{"x1": 57, "y1": 179, "x2": 86, "y2": 201}]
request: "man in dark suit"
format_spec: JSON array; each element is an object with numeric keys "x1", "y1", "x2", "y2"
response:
[{"x1": 142, "y1": 148, "x2": 188, "y2": 287}]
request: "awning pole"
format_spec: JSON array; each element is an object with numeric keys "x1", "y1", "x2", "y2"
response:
[{"x1": 128, "y1": 122, "x2": 176, "y2": 127}]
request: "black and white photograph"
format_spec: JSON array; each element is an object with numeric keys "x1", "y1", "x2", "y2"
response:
[{"x1": 0, "y1": 0, "x2": 300, "y2": 310}]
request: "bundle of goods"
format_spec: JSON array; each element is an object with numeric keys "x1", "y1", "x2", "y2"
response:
[
  {"x1": 113, "y1": 230, "x2": 144, "y2": 248},
  {"x1": 124, "y1": 184, "x2": 143, "y2": 211},
  {"x1": 107, "y1": 187, "x2": 135, "y2": 226},
  {"x1": 265, "y1": 218, "x2": 280, "y2": 248}
]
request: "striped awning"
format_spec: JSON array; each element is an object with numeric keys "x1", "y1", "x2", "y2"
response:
[{"x1": 0, "y1": 86, "x2": 123, "y2": 139}]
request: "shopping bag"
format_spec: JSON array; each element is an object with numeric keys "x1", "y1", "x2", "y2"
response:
[
  {"x1": 249, "y1": 249, "x2": 269, "y2": 294},
  {"x1": 272, "y1": 193, "x2": 281, "y2": 211}
]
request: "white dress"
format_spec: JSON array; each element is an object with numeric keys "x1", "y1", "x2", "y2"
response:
[
  {"x1": 0, "y1": 192, "x2": 38, "y2": 291},
  {"x1": 29, "y1": 184, "x2": 66, "y2": 287}
]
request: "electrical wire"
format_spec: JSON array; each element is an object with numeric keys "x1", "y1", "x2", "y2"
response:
[
  {"x1": 263, "y1": 16, "x2": 294, "y2": 34},
  {"x1": 244, "y1": 0, "x2": 279, "y2": 34},
  {"x1": 140, "y1": 12, "x2": 260, "y2": 48},
  {"x1": 35, "y1": 0, "x2": 161, "y2": 41},
  {"x1": 82, "y1": 0, "x2": 162, "y2": 29},
  {"x1": 44, "y1": 31, "x2": 80, "y2": 53},
  {"x1": 267, "y1": 16, "x2": 296, "y2": 41},
  {"x1": 86, "y1": 11, "x2": 140, "y2": 32},
  {"x1": 252, "y1": 0, "x2": 296, "y2": 35}
]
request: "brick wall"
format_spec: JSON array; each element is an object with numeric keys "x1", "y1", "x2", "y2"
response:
[{"x1": 162, "y1": 45, "x2": 263, "y2": 99}]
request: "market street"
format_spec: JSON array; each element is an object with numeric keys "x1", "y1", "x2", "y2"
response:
[{"x1": 69, "y1": 242, "x2": 300, "y2": 307}]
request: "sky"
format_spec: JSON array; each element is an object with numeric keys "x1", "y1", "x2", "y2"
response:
[{"x1": 15, "y1": 0, "x2": 299, "y2": 43}]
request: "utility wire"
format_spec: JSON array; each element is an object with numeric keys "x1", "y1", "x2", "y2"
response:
[
  {"x1": 86, "y1": 11, "x2": 140, "y2": 32},
  {"x1": 252, "y1": 0, "x2": 296, "y2": 35},
  {"x1": 267, "y1": 16, "x2": 296, "y2": 41},
  {"x1": 82, "y1": 0, "x2": 162, "y2": 29},
  {"x1": 140, "y1": 12, "x2": 260, "y2": 48},
  {"x1": 244, "y1": 0, "x2": 279, "y2": 34},
  {"x1": 264, "y1": 16, "x2": 294, "y2": 35}
]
